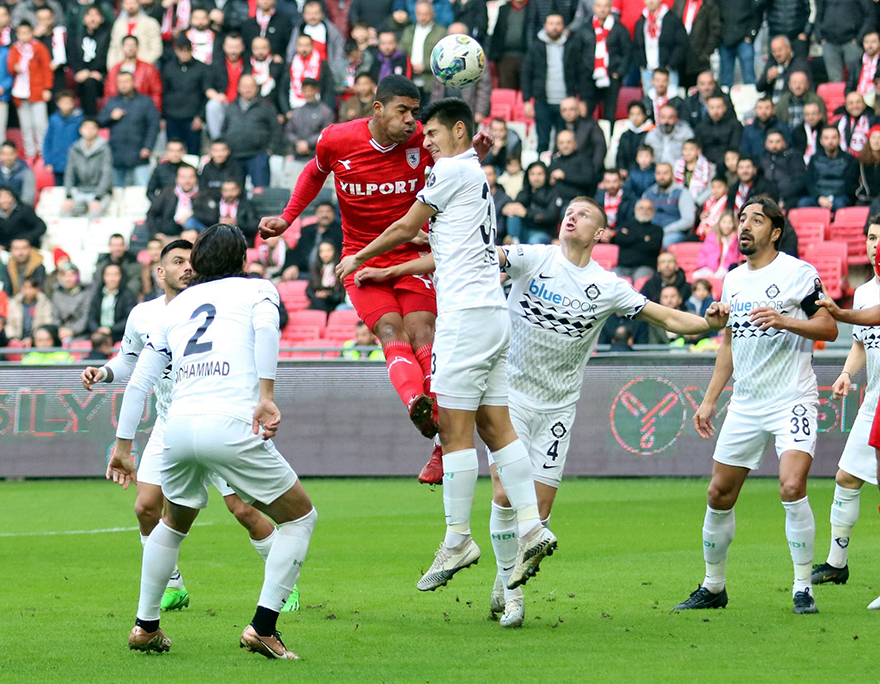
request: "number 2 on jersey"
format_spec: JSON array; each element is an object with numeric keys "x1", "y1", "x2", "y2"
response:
[{"x1": 184, "y1": 303, "x2": 216, "y2": 356}]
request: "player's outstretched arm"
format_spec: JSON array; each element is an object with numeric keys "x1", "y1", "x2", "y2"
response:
[
  {"x1": 354, "y1": 254, "x2": 437, "y2": 287},
  {"x1": 693, "y1": 328, "x2": 733, "y2": 440},
  {"x1": 833, "y1": 340, "x2": 866, "y2": 400},
  {"x1": 749, "y1": 305, "x2": 838, "y2": 341},
  {"x1": 337, "y1": 201, "x2": 437, "y2": 279},
  {"x1": 816, "y1": 284, "x2": 880, "y2": 326},
  {"x1": 259, "y1": 158, "x2": 330, "y2": 239},
  {"x1": 635, "y1": 301, "x2": 729, "y2": 335}
]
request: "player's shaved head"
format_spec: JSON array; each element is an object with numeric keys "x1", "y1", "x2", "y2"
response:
[{"x1": 191, "y1": 224, "x2": 248, "y2": 285}]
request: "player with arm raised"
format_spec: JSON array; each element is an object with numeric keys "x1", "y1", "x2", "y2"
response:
[
  {"x1": 674, "y1": 197, "x2": 838, "y2": 615},
  {"x1": 339, "y1": 98, "x2": 557, "y2": 594},
  {"x1": 260, "y1": 74, "x2": 490, "y2": 485},
  {"x1": 109, "y1": 225, "x2": 316, "y2": 659},
  {"x1": 81, "y1": 240, "x2": 291, "y2": 612}
]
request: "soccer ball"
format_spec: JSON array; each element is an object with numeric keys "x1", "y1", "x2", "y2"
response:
[{"x1": 430, "y1": 35, "x2": 486, "y2": 89}]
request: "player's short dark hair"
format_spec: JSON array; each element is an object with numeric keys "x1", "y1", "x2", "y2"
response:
[
  {"x1": 738, "y1": 195, "x2": 785, "y2": 248},
  {"x1": 224, "y1": 31, "x2": 243, "y2": 43},
  {"x1": 568, "y1": 196, "x2": 607, "y2": 231},
  {"x1": 167, "y1": 137, "x2": 186, "y2": 147},
  {"x1": 603, "y1": 168, "x2": 621, "y2": 177},
  {"x1": 865, "y1": 214, "x2": 880, "y2": 235},
  {"x1": 301, "y1": 77, "x2": 319, "y2": 89},
  {"x1": 109, "y1": 233, "x2": 125, "y2": 242},
  {"x1": 81, "y1": 116, "x2": 99, "y2": 128},
  {"x1": 711, "y1": 174, "x2": 728, "y2": 185},
  {"x1": 190, "y1": 224, "x2": 248, "y2": 285},
  {"x1": 17, "y1": 20, "x2": 33, "y2": 30},
  {"x1": 160, "y1": 239, "x2": 193, "y2": 261},
  {"x1": 821, "y1": 124, "x2": 841, "y2": 136},
  {"x1": 756, "y1": 96, "x2": 773, "y2": 106},
  {"x1": 376, "y1": 75, "x2": 420, "y2": 105},
  {"x1": 737, "y1": 155, "x2": 755, "y2": 167},
  {"x1": 344, "y1": 38, "x2": 358, "y2": 54},
  {"x1": 420, "y1": 97, "x2": 475, "y2": 138},
  {"x1": 22, "y1": 276, "x2": 41, "y2": 289}
]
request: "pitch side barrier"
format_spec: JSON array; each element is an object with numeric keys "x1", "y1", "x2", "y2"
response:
[{"x1": 0, "y1": 352, "x2": 865, "y2": 478}]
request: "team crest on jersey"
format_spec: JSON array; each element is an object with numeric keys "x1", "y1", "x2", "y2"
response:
[
  {"x1": 792, "y1": 404, "x2": 807, "y2": 417},
  {"x1": 550, "y1": 422, "x2": 567, "y2": 438},
  {"x1": 426, "y1": 172, "x2": 436, "y2": 187},
  {"x1": 406, "y1": 148, "x2": 420, "y2": 169},
  {"x1": 765, "y1": 284, "x2": 780, "y2": 299},
  {"x1": 585, "y1": 284, "x2": 600, "y2": 300}
]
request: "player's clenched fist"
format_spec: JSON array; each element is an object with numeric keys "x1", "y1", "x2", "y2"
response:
[
  {"x1": 81, "y1": 366, "x2": 106, "y2": 391},
  {"x1": 693, "y1": 401, "x2": 716, "y2": 440},
  {"x1": 258, "y1": 215, "x2": 289, "y2": 239},
  {"x1": 704, "y1": 301, "x2": 730, "y2": 330}
]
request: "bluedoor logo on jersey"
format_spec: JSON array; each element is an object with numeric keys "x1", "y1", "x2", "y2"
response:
[
  {"x1": 527, "y1": 280, "x2": 597, "y2": 311},
  {"x1": 609, "y1": 377, "x2": 687, "y2": 456}
]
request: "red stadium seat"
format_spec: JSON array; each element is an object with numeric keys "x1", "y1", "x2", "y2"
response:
[
  {"x1": 489, "y1": 104, "x2": 512, "y2": 121},
  {"x1": 794, "y1": 221, "x2": 828, "y2": 253},
  {"x1": 789, "y1": 207, "x2": 832, "y2": 233},
  {"x1": 276, "y1": 280, "x2": 309, "y2": 311},
  {"x1": 707, "y1": 278, "x2": 724, "y2": 300},
  {"x1": 511, "y1": 91, "x2": 534, "y2": 123},
  {"x1": 281, "y1": 338, "x2": 339, "y2": 359},
  {"x1": 828, "y1": 224, "x2": 870, "y2": 265},
  {"x1": 667, "y1": 242, "x2": 702, "y2": 278},
  {"x1": 616, "y1": 87, "x2": 644, "y2": 120},
  {"x1": 5, "y1": 338, "x2": 28, "y2": 361},
  {"x1": 328, "y1": 309, "x2": 361, "y2": 328},
  {"x1": 289, "y1": 309, "x2": 327, "y2": 331},
  {"x1": 491, "y1": 89, "x2": 518, "y2": 109},
  {"x1": 282, "y1": 326, "x2": 323, "y2": 342},
  {"x1": 5, "y1": 129, "x2": 24, "y2": 157},
  {"x1": 817, "y1": 82, "x2": 846, "y2": 120},
  {"x1": 31, "y1": 157, "x2": 54, "y2": 190},
  {"x1": 833, "y1": 206, "x2": 869, "y2": 226},
  {"x1": 805, "y1": 240, "x2": 849, "y2": 274},
  {"x1": 67, "y1": 339, "x2": 92, "y2": 361},
  {"x1": 634, "y1": 275, "x2": 651, "y2": 293},
  {"x1": 591, "y1": 243, "x2": 619, "y2": 269},
  {"x1": 807, "y1": 256, "x2": 845, "y2": 299}
]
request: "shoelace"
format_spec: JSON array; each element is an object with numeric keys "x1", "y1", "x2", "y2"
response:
[{"x1": 433, "y1": 543, "x2": 451, "y2": 566}]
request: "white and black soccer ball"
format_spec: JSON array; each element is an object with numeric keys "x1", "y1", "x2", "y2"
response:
[{"x1": 430, "y1": 35, "x2": 486, "y2": 89}]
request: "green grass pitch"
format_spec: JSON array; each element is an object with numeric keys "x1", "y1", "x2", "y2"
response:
[{"x1": 1, "y1": 477, "x2": 878, "y2": 683}]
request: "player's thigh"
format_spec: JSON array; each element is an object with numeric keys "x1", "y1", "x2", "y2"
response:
[
  {"x1": 778, "y1": 449, "x2": 813, "y2": 500},
  {"x1": 344, "y1": 274, "x2": 404, "y2": 337},
  {"x1": 163, "y1": 499, "x2": 201, "y2": 534},
  {"x1": 397, "y1": 276, "x2": 437, "y2": 346},
  {"x1": 136, "y1": 418, "x2": 166, "y2": 487},
  {"x1": 840, "y1": 410, "x2": 879, "y2": 485},
  {"x1": 712, "y1": 408, "x2": 773, "y2": 471},
  {"x1": 254, "y1": 478, "x2": 313, "y2": 525},
  {"x1": 770, "y1": 401, "x2": 818, "y2": 460},
  {"x1": 530, "y1": 405, "x2": 577, "y2": 490},
  {"x1": 707, "y1": 460, "x2": 751, "y2": 508},
  {"x1": 161, "y1": 414, "x2": 212, "y2": 510}
]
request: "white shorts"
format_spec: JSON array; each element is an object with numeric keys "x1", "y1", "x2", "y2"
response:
[
  {"x1": 839, "y1": 408, "x2": 879, "y2": 485},
  {"x1": 713, "y1": 401, "x2": 818, "y2": 470},
  {"x1": 161, "y1": 413, "x2": 298, "y2": 509},
  {"x1": 431, "y1": 307, "x2": 510, "y2": 411},
  {"x1": 137, "y1": 418, "x2": 235, "y2": 496},
  {"x1": 487, "y1": 400, "x2": 576, "y2": 488}
]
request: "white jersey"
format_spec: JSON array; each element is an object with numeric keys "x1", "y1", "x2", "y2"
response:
[
  {"x1": 852, "y1": 277, "x2": 880, "y2": 417},
  {"x1": 722, "y1": 252, "x2": 824, "y2": 411},
  {"x1": 145, "y1": 277, "x2": 280, "y2": 424},
  {"x1": 117, "y1": 295, "x2": 174, "y2": 418},
  {"x1": 416, "y1": 148, "x2": 506, "y2": 315},
  {"x1": 503, "y1": 244, "x2": 648, "y2": 410}
]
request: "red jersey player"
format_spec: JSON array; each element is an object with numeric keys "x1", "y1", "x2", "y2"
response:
[{"x1": 260, "y1": 75, "x2": 490, "y2": 483}]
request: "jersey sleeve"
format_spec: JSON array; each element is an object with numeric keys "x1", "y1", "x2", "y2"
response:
[
  {"x1": 314, "y1": 128, "x2": 334, "y2": 173},
  {"x1": 793, "y1": 262, "x2": 824, "y2": 317},
  {"x1": 500, "y1": 243, "x2": 545, "y2": 279},
  {"x1": 612, "y1": 278, "x2": 649, "y2": 319},
  {"x1": 252, "y1": 280, "x2": 281, "y2": 331},
  {"x1": 852, "y1": 288, "x2": 865, "y2": 341},
  {"x1": 416, "y1": 158, "x2": 460, "y2": 214},
  {"x1": 102, "y1": 307, "x2": 145, "y2": 382},
  {"x1": 143, "y1": 317, "x2": 171, "y2": 359}
]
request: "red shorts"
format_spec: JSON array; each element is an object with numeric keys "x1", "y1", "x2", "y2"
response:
[
  {"x1": 869, "y1": 406, "x2": 880, "y2": 450},
  {"x1": 345, "y1": 273, "x2": 437, "y2": 330}
]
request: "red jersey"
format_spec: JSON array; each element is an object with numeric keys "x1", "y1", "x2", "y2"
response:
[{"x1": 313, "y1": 118, "x2": 431, "y2": 267}]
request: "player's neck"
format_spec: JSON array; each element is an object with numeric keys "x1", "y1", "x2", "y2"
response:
[
  {"x1": 561, "y1": 239, "x2": 592, "y2": 268},
  {"x1": 368, "y1": 117, "x2": 396, "y2": 147},
  {"x1": 164, "y1": 288, "x2": 181, "y2": 303},
  {"x1": 746, "y1": 248, "x2": 779, "y2": 271}
]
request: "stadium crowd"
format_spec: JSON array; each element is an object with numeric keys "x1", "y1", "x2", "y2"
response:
[{"x1": 0, "y1": 0, "x2": 877, "y2": 356}]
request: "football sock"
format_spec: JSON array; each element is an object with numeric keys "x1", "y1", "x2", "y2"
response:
[
  {"x1": 414, "y1": 344, "x2": 439, "y2": 422},
  {"x1": 256, "y1": 507, "x2": 317, "y2": 629},
  {"x1": 783, "y1": 496, "x2": 815, "y2": 595},
  {"x1": 827, "y1": 484, "x2": 860, "y2": 568},
  {"x1": 490, "y1": 502, "x2": 517, "y2": 600},
  {"x1": 541, "y1": 516, "x2": 551, "y2": 528},
  {"x1": 137, "y1": 521, "x2": 187, "y2": 622},
  {"x1": 491, "y1": 440, "x2": 541, "y2": 537},
  {"x1": 141, "y1": 532, "x2": 184, "y2": 589},
  {"x1": 383, "y1": 341, "x2": 425, "y2": 408},
  {"x1": 442, "y1": 449, "x2": 478, "y2": 547},
  {"x1": 702, "y1": 506, "x2": 735, "y2": 593},
  {"x1": 250, "y1": 527, "x2": 277, "y2": 562}
]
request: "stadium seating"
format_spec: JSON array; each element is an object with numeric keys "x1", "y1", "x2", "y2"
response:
[
  {"x1": 616, "y1": 87, "x2": 643, "y2": 120},
  {"x1": 789, "y1": 207, "x2": 832, "y2": 236},
  {"x1": 803, "y1": 241, "x2": 848, "y2": 298},
  {"x1": 707, "y1": 278, "x2": 724, "y2": 300},
  {"x1": 667, "y1": 242, "x2": 702, "y2": 277},
  {"x1": 276, "y1": 280, "x2": 309, "y2": 311},
  {"x1": 817, "y1": 82, "x2": 846, "y2": 122},
  {"x1": 328, "y1": 309, "x2": 360, "y2": 328},
  {"x1": 289, "y1": 309, "x2": 327, "y2": 332},
  {"x1": 634, "y1": 275, "x2": 651, "y2": 292},
  {"x1": 591, "y1": 243, "x2": 618, "y2": 269},
  {"x1": 794, "y1": 221, "x2": 829, "y2": 253},
  {"x1": 828, "y1": 224, "x2": 870, "y2": 265}
]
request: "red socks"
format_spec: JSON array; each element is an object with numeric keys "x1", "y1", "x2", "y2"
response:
[
  {"x1": 414, "y1": 344, "x2": 439, "y2": 422},
  {"x1": 383, "y1": 341, "x2": 425, "y2": 408}
]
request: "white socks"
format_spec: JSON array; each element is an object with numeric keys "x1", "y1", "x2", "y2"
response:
[
  {"x1": 258, "y1": 507, "x2": 317, "y2": 613},
  {"x1": 491, "y1": 440, "x2": 541, "y2": 537},
  {"x1": 489, "y1": 502, "x2": 517, "y2": 599},
  {"x1": 137, "y1": 521, "x2": 187, "y2": 621},
  {"x1": 827, "y1": 484, "x2": 860, "y2": 568},
  {"x1": 442, "y1": 449, "x2": 479, "y2": 548},
  {"x1": 250, "y1": 528, "x2": 277, "y2": 562},
  {"x1": 783, "y1": 496, "x2": 815, "y2": 595},
  {"x1": 702, "y1": 506, "x2": 735, "y2": 593},
  {"x1": 141, "y1": 530, "x2": 183, "y2": 590}
]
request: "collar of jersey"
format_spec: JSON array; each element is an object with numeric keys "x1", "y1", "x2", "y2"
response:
[{"x1": 369, "y1": 138, "x2": 398, "y2": 153}]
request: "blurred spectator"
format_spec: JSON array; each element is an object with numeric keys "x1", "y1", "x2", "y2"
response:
[
  {"x1": 800, "y1": 125, "x2": 859, "y2": 210},
  {"x1": 397, "y1": 0, "x2": 454, "y2": 28},
  {"x1": 86, "y1": 262, "x2": 136, "y2": 342},
  {"x1": 221, "y1": 75, "x2": 276, "y2": 188},
  {"x1": 559, "y1": 96, "x2": 606, "y2": 177},
  {"x1": 450, "y1": 0, "x2": 487, "y2": 43},
  {"x1": 613, "y1": 197, "x2": 664, "y2": 280},
  {"x1": 343, "y1": 320, "x2": 384, "y2": 359},
  {"x1": 641, "y1": 67, "x2": 684, "y2": 123},
  {"x1": 740, "y1": 97, "x2": 791, "y2": 162},
  {"x1": 246, "y1": 260, "x2": 289, "y2": 329},
  {"x1": 617, "y1": 101, "x2": 654, "y2": 172},
  {"x1": 580, "y1": 0, "x2": 629, "y2": 124},
  {"x1": 609, "y1": 324, "x2": 634, "y2": 352},
  {"x1": 693, "y1": 212, "x2": 739, "y2": 279},
  {"x1": 522, "y1": 14, "x2": 581, "y2": 155},
  {"x1": 217, "y1": 179, "x2": 257, "y2": 242},
  {"x1": 548, "y1": 130, "x2": 595, "y2": 205},
  {"x1": 757, "y1": 35, "x2": 810, "y2": 103},
  {"x1": 349, "y1": 0, "x2": 396, "y2": 35},
  {"x1": 761, "y1": 131, "x2": 806, "y2": 209},
  {"x1": 341, "y1": 37, "x2": 371, "y2": 93},
  {"x1": 633, "y1": 0, "x2": 687, "y2": 93},
  {"x1": 50, "y1": 263, "x2": 89, "y2": 340},
  {"x1": 66, "y1": 5, "x2": 109, "y2": 116},
  {"x1": 184, "y1": 8, "x2": 220, "y2": 65},
  {"x1": 61, "y1": 117, "x2": 113, "y2": 217},
  {"x1": 815, "y1": 0, "x2": 875, "y2": 83},
  {"x1": 147, "y1": 164, "x2": 218, "y2": 237},
  {"x1": 3, "y1": 238, "x2": 45, "y2": 298},
  {"x1": 595, "y1": 168, "x2": 632, "y2": 233},
  {"x1": 105, "y1": 35, "x2": 163, "y2": 112},
  {"x1": 12, "y1": 0, "x2": 64, "y2": 29},
  {"x1": 98, "y1": 70, "x2": 160, "y2": 187},
  {"x1": 0, "y1": 189, "x2": 45, "y2": 249},
  {"x1": 400, "y1": 2, "x2": 446, "y2": 102},
  {"x1": 722, "y1": 148, "x2": 740, "y2": 186},
  {"x1": 255, "y1": 234, "x2": 287, "y2": 277},
  {"x1": 728, "y1": 155, "x2": 777, "y2": 214},
  {"x1": 205, "y1": 32, "x2": 247, "y2": 139},
  {"x1": 642, "y1": 162, "x2": 695, "y2": 248},
  {"x1": 482, "y1": 118, "x2": 522, "y2": 173},
  {"x1": 287, "y1": 1, "x2": 345, "y2": 80},
  {"x1": 369, "y1": 30, "x2": 411, "y2": 84},
  {"x1": 306, "y1": 240, "x2": 345, "y2": 312},
  {"x1": 502, "y1": 161, "x2": 563, "y2": 244},
  {"x1": 488, "y1": 0, "x2": 528, "y2": 90},
  {"x1": 95, "y1": 233, "x2": 141, "y2": 297},
  {"x1": 140, "y1": 237, "x2": 162, "y2": 299},
  {"x1": 281, "y1": 201, "x2": 343, "y2": 279},
  {"x1": 857, "y1": 125, "x2": 880, "y2": 203},
  {"x1": 765, "y1": 0, "x2": 811, "y2": 59},
  {"x1": 640, "y1": 250, "x2": 691, "y2": 302},
  {"x1": 681, "y1": 71, "x2": 731, "y2": 132},
  {"x1": 340, "y1": 72, "x2": 376, "y2": 121},
  {"x1": 42, "y1": 91, "x2": 82, "y2": 185},
  {"x1": 837, "y1": 91, "x2": 874, "y2": 155},
  {"x1": 161, "y1": 35, "x2": 210, "y2": 154},
  {"x1": 483, "y1": 163, "x2": 511, "y2": 241},
  {"x1": 686, "y1": 277, "x2": 716, "y2": 315},
  {"x1": 847, "y1": 31, "x2": 880, "y2": 96},
  {"x1": 717, "y1": 0, "x2": 760, "y2": 89},
  {"x1": 281, "y1": 34, "x2": 337, "y2": 116},
  {"x1": 33, "y1": 6, "x2": 65, "y2": 96},
  {"x1": 285, "y1": 77, "x2": 335, "y2": 159},
  {"x1": 248, "y1": 36, "x2": 284, "y2": 101},
  {"x1": 672, "y1": 0, "x2": 720, "y2": 90},
  {"x1": 623, "y1": 144, "x2": 657, "y2": 198},
  {"x1": 673, "y1": 138, "x2": 714, "y2": 206},
  {"x1": 9, "y1": 21, "x2": 52, "y2": 158},
  {"x1": 84, "y1": 330, "x2": 114, "y2": 360},
  {"x1": 429, "y1": 22, "x2": 491, "y2": 122},
  {"x1": 147, "y1": 138, "x2": 186, "y2": 200},
  {"x1": 693, "y1": 95, "x2": 742, "y2": 167},
  {"x1": 0, "y1": 140, "x2": 35, "y2": 205},
  {"x1": 0, "y1": 40, "x2": 10, "y2": 145},
  {"x1": 776, "y1": 71, "x2": 826, "y2": 129},
  {"x1": 241, "y1": 0, "x2": 293, "y2": 57},
  {"x1": 199, "y1": 138, "x2": 246, "y2": 194},
  {"x1": 647, "y1": 284, "x2": 689, "y2": 344},
  {"x1": 107, "y1": 0, "x2": 162, "y2": 67},
  {"x1": 65, "y1": 0, "x2": 115, "y2": 45},
  {"x1": 41, "y1": 246, "x2": 69, "y2": 294},
  {"x1": 644, "y1": 104, "x2": 692, "y2": 166},
  {"x1": 792, "y1": 101, "x2": 826, "y2": 165},
  {"x1": 5, "y1": 276, "x2": 51, "y2": 342},
  {"x1": 696, "y1": 175, "x2": 728, "y2": 238},
  {"x1": 498, "y1": 155, "x2": 524, "y2": 199}
]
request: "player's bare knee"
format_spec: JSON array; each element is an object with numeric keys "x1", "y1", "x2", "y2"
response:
[
  {"x1": 835, "y1": 469, "x2": 862, "y2": 489},
  {"x1": 706, "y1": 481, "x2": 736, "y2": 510},
  {"x1": 134, "y1": 496, "x2": 162, "y2": 529},
  {"x1": 779, "y1": 478, "x2": 807, "y2": 502}
]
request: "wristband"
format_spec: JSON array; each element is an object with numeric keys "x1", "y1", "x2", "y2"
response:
[{"x1": 841, "y1": 370, "x2": 851, "y2": 377}]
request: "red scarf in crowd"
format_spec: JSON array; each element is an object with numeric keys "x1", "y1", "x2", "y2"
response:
[
  {"x1": 289, "y1": 49, "x2": 321, "y2": 108},
  {"x1": 839, "y1": 112, "x2": 871, "y2": 154},
  {"x1": 858, "y1": 53, "x2": 879, "y2": 96},
  {"x1": 734, "y1": 181, "x2": 752, "y2": 214},
  {"x1": 697, "y1": 194, "x2": 726, "y2": 239},
  {"x1": 643, "y1": 4, "x2": 666, "y2": 39},
  {"x1": 683, "y1": 0, "x2": 702, "y2": 33},
  {"x1": 603, "y1": 189, "x2": 622, "y2": 228},
  {"x1": 592, "y1": 15, "x2": 613, "y2": 87},
  {"x1": 674, "y1": 154, "x2": 714, "y2": 198},
  {"x1": 161, "y1": 0, "x2": 190, "y2": 41},
  {"x1": 256, "y1": 7, "x2": 274, "y2": 34}
]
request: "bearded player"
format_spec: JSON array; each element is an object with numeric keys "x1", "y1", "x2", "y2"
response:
[{"x1": 259, "y1": 75, "x2": 489, "y2": 485}]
